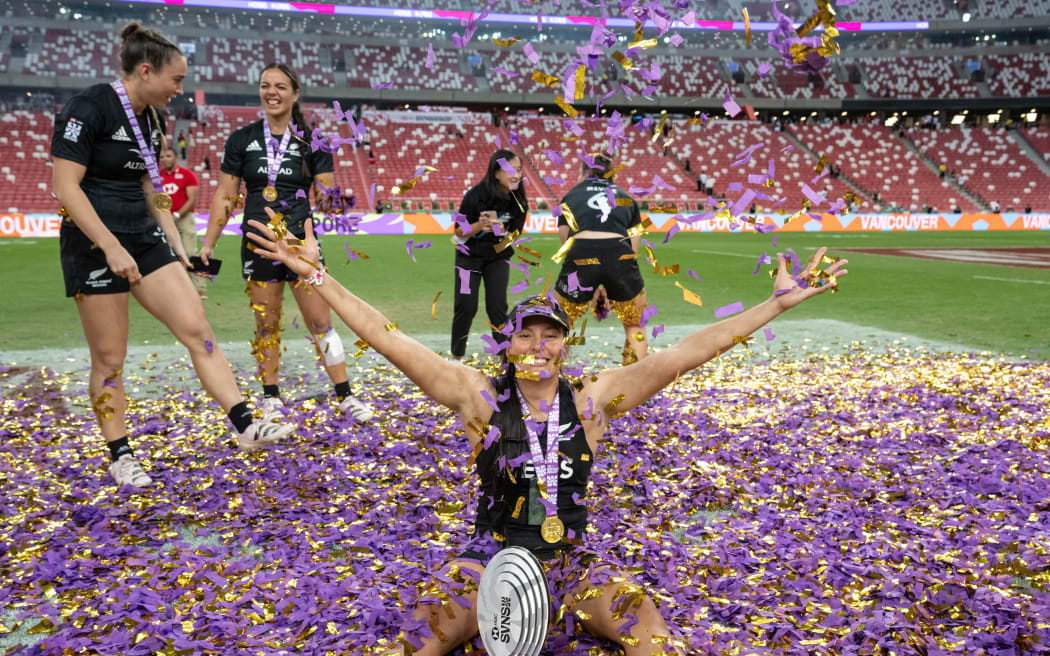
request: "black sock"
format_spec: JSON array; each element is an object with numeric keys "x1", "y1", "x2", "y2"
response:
[
  {"x1": 334, "y1": 381, "x2": 351, "y2": 400},
  {"x1": 262, "y1": 384, "x2": 280, "y2": 398},
  {"x1": 107, "y1": 436, "x2": 132, "y2": 462},
  {"x1": 228, "y1": 401, "x2": 254, "y2": 433}
]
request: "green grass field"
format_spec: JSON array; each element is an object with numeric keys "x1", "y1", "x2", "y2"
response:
[{"x1": 2, "y1": 230, "x2": 1049, "y2": 355}]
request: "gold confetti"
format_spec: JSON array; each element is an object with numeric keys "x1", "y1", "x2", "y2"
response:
[
  {"x1": 660, "y1": 264, "x2": 680, "y2": 276},
  {"x1": 611, "y1": 51, "x2": 633, "y2": 70},
  {"x1": 651, "y1": 114, "x2": 667, "y2": 143},
  {"x1": 604, "y1": 163, "x2": 627, "y2": 179},
  {"x1": 554, "y1": 95, "x2": 579, "y2": 118},
  {"x1": 574, "y1": 258, "x2": 600, "y2": 266},
  {"x1": 384, "y1": 322, "x2": 399, "y2": 332},
  {"x1": 628, "y1": 38, "x2": 658, "y2": 50},
  {"x1": 492, "y1": 36, "x2": 521, "y2": 47},
  {"x1": 573, "y1": 65, "x2": 586, "y2": 101},
  {"x1": 560, "y1": 204, "x2": 580, "y2": 232},
  {"x1": 815, "y1": 153, "x2": 828, "y2": 174},
  {"x1": 550, "y1": 236, "x2": 576, "y2": 264},
  {"x1": 431, "y1": 291, "x2": 441, "y2": 319},
  {"x1": 346, "y1": 247, "x2": 369, "y2": 261},
  {"x1": 531, "y1": 70, "x2": 561, "y2": 88},
  {"x1": 743, "y1": 7, "x2": 752, "y2": 46},
  {"x1": 675, "y1": 281, "x2": 703, "y2": 307}
]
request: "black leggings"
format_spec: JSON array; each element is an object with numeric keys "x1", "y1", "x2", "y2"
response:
[{"x1": 451, "y1": 248, "x2": 510, "y2": 357}]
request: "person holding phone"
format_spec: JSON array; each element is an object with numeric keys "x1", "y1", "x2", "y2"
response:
[
  {"x1": 50, "y1": 23, "x2": 295, "y2": 488},
  {"x1": 450, "y1": 149, "x2": 527, "y2": 359},
  {"x1": 199, "y1": 62, "x2": 372, "y2": 423},
  {"x1": 158, "y1": 145, "x2": 207, "y2": 297}
]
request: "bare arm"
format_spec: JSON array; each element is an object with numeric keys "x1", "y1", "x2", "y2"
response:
[
  {"x1": 53, "y1": 157, "x2": 142, "y2": 282},
  {"x1": 200, "y1": 172, "x2": 241, "y2": 263},
  {"x1": 181, "y1": 184, "x2": 199, "y2": 217},
  {"x1": 558, "y1": 224, "x2": 570, "y2": 244},
  {"x1": 246, "y1": 213, "x2": 490, "y2": 416},
  {"x1": 580, "y1": 249, "x2": 849, "y2": 432}
]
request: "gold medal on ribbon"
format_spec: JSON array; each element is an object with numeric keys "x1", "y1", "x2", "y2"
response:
[
  {"x1": 540, "y1": 516, "x2": 564, "y2": 543},
  {"x1": 262, "y1": 185, "x2": 278, "y2": 202},
  {"x1": 154, "y1": 193, "x2": 173, "y2": 212}
]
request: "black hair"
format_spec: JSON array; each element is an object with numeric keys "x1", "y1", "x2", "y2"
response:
[
  {"x1": 481, "y1": 148, "x2": 527, "y2": 207},
  {"x1": 581, "y1": 151, "x2": 616, "y2": 180},
  {"x1": 119, "y1": 23, "x2": 182, "y2": 75},
  {"x1": 261, "y1": 63, "x2": 312, "y2": 180}
]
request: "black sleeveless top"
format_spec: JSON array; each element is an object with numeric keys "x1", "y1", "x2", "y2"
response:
[{"x1": 471, "y1": 378, "x2": 593, "y2": 556}]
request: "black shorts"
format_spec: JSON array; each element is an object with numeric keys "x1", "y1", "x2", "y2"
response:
[
  {"x1": 554, "y1": 238, "x2": 645, "y2": 304},
  {"x1": 60, "y1": 223, "x2": 177, "y2": 297},
  {"x1": 240, "y1": 229, "x2": 326, "y2": 282}
]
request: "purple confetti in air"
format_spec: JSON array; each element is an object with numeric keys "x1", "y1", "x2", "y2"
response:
[
  {"x1": 425, "y1": 43, "x2": 435, "y2": 69},
  {"x1": 496, "y1": 157, "x2": 516, "y2": 177},
  {"x1": 687, "y1": 269, "x2": 702, "y2": 283},
  {"x1": 669, "y1": 33, "x2": 684, "y2": 47},
  {"x1": 652, "y1": 324, "x2": 664, "y2": 339},
  {"x1": 405, "y1": 239, "x2": 417, "y2": 262},
  {"x1": 509, "y1": 131, "x2": 519, "y2": 146},
  {"x1": 372, "y1": 81, "x2": 394, "y2": 89},
  {"x1": 542, "y1": 148, "x2": 563, "y2": 165},
  {"x1": 728, "y1": 182, "x2": 743, "y2": 192},
  {"x1": 764, "y1": 326, "x2": 776, "y2": 341},
  {"x1": 732, "y1": 189, "x2": 756, "y2": 216},
  {"x1": 663, "y1": 222, "x2": 681, "y2": 244},
  {"x1": 205, "y1": 340, "x2": 214, "y2": 354},
  {"x1": 752, "y1": 251, "x2": 771, "y2": 275},
  {"x1": 523, "y1": 41, "x2": 539, "y2": 63},
  {"x1": 295, "y1": 189, "x2": 307, "y2": 199},
  {"x1": 772, "y1": 235, "x2": 779, "y2": 247},
  {"x1": 511, "y1": 278, "x2": 530, "y2": 294},
  {"x1": 490, "y1": 66, "x2": 518, "y2": 77},
  {"x1": 715, "y1": 301, "x2": 744, "y2": 319},
  {"x1": 369, "y1": 182, "x2": 376, "y2": 209},
  {"x1": 748, "y1": 174, "x2": 767, "y2": 185},
  {"x1": 543, "y1": 176, "x2": 565, "y2": 186},
  {"x1": 453, "y1": 211, "x2": 472, "y2": 236},
  {"x1": 483, "y1": 425, "x2": 499, "y2": 450},
  {"x1": 345, "y1": 241, "x2": 358, "y2": 261},
  {"x1": 757, "y1": 62, "x2": 772, "y2": 78},
  {"x1": 801, "y1": 184, "x2": 824, "y2": 207},
  {"x1": 723, "y1": 88, "x2": 742, "y2": 118},
  {"x1": 640, "y1": 304, "x2": 659, "y2": 327},
  {"x1": 455, "y1": 266, "x2": 472, "y2": 294},
  {"x1": 479, "y1": 389, "x2": 499, "y2": 412}
]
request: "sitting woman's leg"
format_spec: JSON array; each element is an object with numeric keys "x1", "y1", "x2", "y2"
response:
[{"x1": 397, "y1": 559, "x2": 485, "y2": 656}]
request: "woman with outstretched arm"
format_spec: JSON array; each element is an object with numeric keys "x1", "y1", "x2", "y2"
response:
[{"x1": 246, "y1": 211, "x2": 847, "y2": 656}]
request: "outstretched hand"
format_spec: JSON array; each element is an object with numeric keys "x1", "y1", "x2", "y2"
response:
[
  {"x1": 244, "y1": 208, "x2": 322, "y2": 279},
  {"x1": 772, "y1": 247, "x2": 849, "y2": 311}
]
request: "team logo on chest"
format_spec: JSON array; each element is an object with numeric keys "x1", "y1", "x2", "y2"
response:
[
  {"x1": 245, "y1": 140, "x2": 263, "y2": 152},
  {"x1": 111, "y1": 126, "x2": 132, "y2": 142}
]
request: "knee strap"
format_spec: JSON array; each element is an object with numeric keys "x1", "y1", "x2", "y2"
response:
[{"x1": 317, "y1": 327, "x2": 346, "y2": 366}]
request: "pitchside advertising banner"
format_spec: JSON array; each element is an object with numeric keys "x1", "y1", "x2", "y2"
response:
[{"x1": 2, "y1": 212, "x2": 1049, "y2": 238}]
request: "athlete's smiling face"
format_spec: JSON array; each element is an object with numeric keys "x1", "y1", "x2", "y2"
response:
[
  {"x1": 508, "y1": 316, "x2": 566, "y2": 378},
  {"x1": 142, "y1": 55, "x2": 186, "y2": 107},
  {"x1": 259, "y1": 68, "x2": 299, "y2": 121}
]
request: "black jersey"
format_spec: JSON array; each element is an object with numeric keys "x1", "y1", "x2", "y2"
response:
[
  {"x1": 51, "y1": 83, "x2": 166, "y2": 234},
  {"x1": 558, "y1": 178, "x2": 640, "y2": 237},
  {"x1": 457, "y1": 182, "x2": 527, "y2": 254},
  {"x1": 472, "y1": 378, "x2": 592, "y2": 552},
  {"x1": 220, "y1": 119, "x2": 333, "y2": 234}
]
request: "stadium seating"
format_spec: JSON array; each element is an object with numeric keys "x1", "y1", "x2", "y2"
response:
[
  {"x1": 979, "y1": 0, "x2": 1050, "y2": 18},
  {"x1": 23, "y1": 28, "x2": 116, "y2": 78},
  {"x1": 346, "y1": 44, "x2": 473, "y2": 92},
  {"x1": 984, "y1": 52, "x2": 1050, "y2": 98},
  {"x1": 788, "y1": 122, "x2": 978, "y2": 212},
  {"x1": 907, "y1": 127, "x2": 1050, "y2": 211},
  {"x1": 859, "y1": 56, "x2": 981, "y2": 99},
  {"x1": 0, "y1": 111, "x2": 61, "y2": 213},
  {"x1": 1022, "y1": 127, "x2": 1050, "y2": 165}
]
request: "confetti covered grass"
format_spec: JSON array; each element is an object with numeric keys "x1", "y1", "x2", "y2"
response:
[{"x1": 2, "y1": 345, "x2": 1049, "y2": 655}]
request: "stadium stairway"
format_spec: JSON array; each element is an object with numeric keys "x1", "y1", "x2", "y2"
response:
[
  {"x1": 1011, "y1": 130, "x2": 1050, "y2": 180},
  {"x1": 780, "y1": 127, "x2": 877, "y2": 208},
  {"x1": 895, "y1": 131, "x2": 990, "y2": 211}
]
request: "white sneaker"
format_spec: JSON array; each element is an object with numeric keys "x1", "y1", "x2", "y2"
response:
[
  {"x1": 337, "y1": 394, "x2": 374, "y2": 422},
  {"x1": 259, "y1": 396, "x2": 285, "y2": 422},
  {"x1": 109, "y1": 454, "x2": 153, "y2": 488},
  {"x1": 236, "y1": 420, "x2": 295, "y2": 451}
]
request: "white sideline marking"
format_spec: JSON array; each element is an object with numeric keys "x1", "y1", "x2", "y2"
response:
[
  {"x1": 690, "y1": 249, "x2": 756, "y2": 258},
  {"x1": 973, "y1": 275, "x2": 1050, "y2": 285}
]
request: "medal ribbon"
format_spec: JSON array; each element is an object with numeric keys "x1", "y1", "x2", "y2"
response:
[
  {"x1": 516, "y1": 383, "x2": 560, "y2": 518},
  {"x1": 111, "y1": 80, "x2": 164, "y2": 198},
  {"x1": 266, "y1": 128, "x2": 293, "y2": 194}
]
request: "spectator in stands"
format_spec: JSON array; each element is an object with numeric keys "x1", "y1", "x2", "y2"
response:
[
  {"x1": 203, "y1": 155, "x2": 211, "y2": 172},
  {"x1": 553, "y1": 152, "x2": 649, "y2": 366},
  {"x1": 990, "y1": 200, "x2": 1001, "y2": 212},
  {"x1": 244, "y1": 212, "x2": 847, "y2": 656},
  {"x1": 199, "y1": 62, "x2": 373, "y2": 423},
  {"x1": 683, "y1": 158, "x2": 691, "y2": 172},
  {"x1": 159, "y1": 145, "x2": 207, "y2": 298},
  {"x1": 177, "y1": 130, "x2": 187, "y2": 159},
  {"x1": 450, "y1": 149, "x2": 527, "y2": 359},
  {"x1": 50, "y1": 22, "x2": 293, "y2": 488}
]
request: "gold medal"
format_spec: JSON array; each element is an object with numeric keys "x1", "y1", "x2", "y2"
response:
[
  {"x1": 154, "y1": 193, "x2": 173, "y2": 211},
  {"x1": 262, "y1": 185, "x2": 278, "y2": 202},
  {"x1": 540, "y1": 516, "x2": 564, "y2": 544}
]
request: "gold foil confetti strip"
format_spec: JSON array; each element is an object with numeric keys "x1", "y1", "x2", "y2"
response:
[
  {"x1": 554, "y1": 95, "x2": 579, "y2": 118},
  {"x1": 611, "y1": 51, "x2": 634, "y2": 70},
  {"x1": 384, "y1": 322, "x2": 399, "y2": 332},
  {"x1": 743, "y1": 7, "x2": 752, "y2": 46},
  {"x1": 604, "y1": 163, "x2": 627, "y2": 179},
  {"x1": 815, "y1": 153, "x2": 828, "y2": 174},
  {"x1": 531, "y1": 70, "x2": 561, "y2": 88},
  {"x1": 675, "y1": 281, "x2": 703, "y2": 307},
  {"x1": 561, "y1": 204, "x2": 580, "y2": 232},
  {"x1": 431, "y1": 291, "x2": 441, "y2": 319},
  {"x1": 550, "y1": 237, "x2": 576, "y2": 264}
]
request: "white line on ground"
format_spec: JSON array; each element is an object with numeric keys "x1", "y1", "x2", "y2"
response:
[
  {"x1": 690, "y1": 249, "x2": 757, "y2": 258},
  {"x1": 973, "y1": 275, "x2": 1050, "y2": 285}
]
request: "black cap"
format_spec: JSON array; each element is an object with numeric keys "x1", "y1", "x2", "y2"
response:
[{"x1": 503, "y1": 295, "x2": 570, "y2": 334}]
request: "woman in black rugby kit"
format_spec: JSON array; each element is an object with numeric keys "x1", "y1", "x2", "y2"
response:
[
  {"x1": 450, "y1": 149, "x2": 527, "y2": 359},
  {"x1": 200, "y1": 63, "x2": 372, "y2": 423},
  {"x1": 51, "y1": 24, "x2": 293, "y2": 489},
  {"x1": 554, "y1": 152, "x2": 650, "y2": 366},
  {"x1": 243, "y1": 210, "x2": 848, "y2": 656}
]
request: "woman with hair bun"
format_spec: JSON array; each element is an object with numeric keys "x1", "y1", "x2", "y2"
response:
[
  {"x1": 50, "y1": 23, "x2": 295, "y2": 489},
  {"x1": 200, "y1": 63, "x2": 372, "y2": 423}
]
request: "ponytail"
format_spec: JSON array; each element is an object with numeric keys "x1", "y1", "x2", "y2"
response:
[{"x1": 119, "y1": 22, "x2": 181, "y2": 75}]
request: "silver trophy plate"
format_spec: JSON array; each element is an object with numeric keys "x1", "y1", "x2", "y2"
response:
[{"x1": 477, "y1": 547, "x2": 550, "y2": 656}]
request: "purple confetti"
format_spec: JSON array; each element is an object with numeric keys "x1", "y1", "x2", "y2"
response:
[{"x1": 715, "y1": 301, "x2": 744, "y2": 318}]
